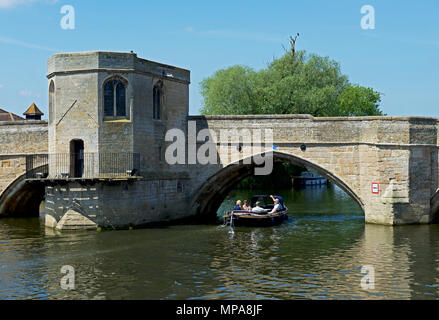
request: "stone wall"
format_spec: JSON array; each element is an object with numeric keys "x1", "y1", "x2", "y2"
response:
[{"x1": 45, "y1": 177, "x2": 191, "y2": 228}]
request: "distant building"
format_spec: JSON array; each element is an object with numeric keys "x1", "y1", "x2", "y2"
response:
[
  {"x1": 23, "y1": 103, "x2": 44, "y2": 120},
  {"x1": 0, "y1": 108, "x2": 24, "y2": 121}
]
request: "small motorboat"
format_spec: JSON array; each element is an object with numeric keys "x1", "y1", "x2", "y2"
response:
[
  {"x1": 223, "y1": 195, "x2": 288, "y2": 227},
  {"x1": 293, "y1": 170, "x2": 327, "y2": 187}
]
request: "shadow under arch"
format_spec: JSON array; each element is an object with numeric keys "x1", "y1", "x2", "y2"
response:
[
  {"x1": 191, "y1": 151, "x2": 365, "y2": 221},
  {"x1": 0, "y1": 165, "x2": 47, "y2": 217}
]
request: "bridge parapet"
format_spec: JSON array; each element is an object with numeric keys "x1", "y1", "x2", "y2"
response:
[
  {"x1": 188, "y1": 114, "x2": 439, "y2": 146},
  {"x1": 0, "y1": 120, "x2": 48, "y2": 216},
  {"x1": 0, "y1": 120, "x2": 48, "y2": 154}
]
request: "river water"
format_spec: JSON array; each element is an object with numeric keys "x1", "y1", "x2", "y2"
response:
[{"x1": 1, "y1": 185, "x2": 439, "y2": 300}]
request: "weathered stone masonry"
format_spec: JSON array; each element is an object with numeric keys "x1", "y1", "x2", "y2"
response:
[
  {"x1": 188, "y1": 115, "x2": 439, "y2": 225},
  {"x1": 41, "y1": 51, "x2": 192, "y2": 229},
  {"x1": 1, "y1": 51, "x2": 439, "y2": 227}
]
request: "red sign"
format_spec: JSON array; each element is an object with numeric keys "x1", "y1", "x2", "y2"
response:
[{"x1": 372, "y1": 182, "x2": 379, "y2": 194}]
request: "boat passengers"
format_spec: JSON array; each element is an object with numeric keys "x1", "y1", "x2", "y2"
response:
[
  {"x1": 242, "y1": 200, "x2": 252, "y2": 211},
  {"x1": 233, "y1": 200, "x2": 242, "y2": 211},
  {"x1": 270, "y1": 195, "x2": 286, "y2": 209},
  {"x1": 251, "y1": 202, "x2": 266, "y2": 213},
  {"x1": 268, "y1": 198, "x2": 281, "y2": 214}
]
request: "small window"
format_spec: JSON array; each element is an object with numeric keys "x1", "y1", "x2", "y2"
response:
[
  {"x1": 153, "y1": 83, "x2": 162, "y2": 120},
  {"x1": 104, "y1": 78, "x2": 127, "y2": 118},
  {"x1": 49, "y1": 81, "x2": 55, "y2": 124},
  {"x1": 158, "y1": 146, "x2": 162, "y2": 162}
]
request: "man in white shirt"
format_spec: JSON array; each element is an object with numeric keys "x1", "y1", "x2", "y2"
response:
[
  {"x1": 251, "y1": 202, "x2": 267, "y2": 213},
  {"x1": 269, "y1": 198, "x2": 280, "y2": 214}
]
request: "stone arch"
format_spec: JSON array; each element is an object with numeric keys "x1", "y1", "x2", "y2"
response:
[
  {"x1": 190, "y1": 151, "x2": 364, "y2": 221},
  {"x1": 103, "y1": 74, "x2": 129, "y2": 87},
  {"x1": 0, "y1": 165, "x2": 47, "y2": 217}
]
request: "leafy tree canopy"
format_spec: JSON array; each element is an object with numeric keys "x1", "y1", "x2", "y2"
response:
[{"x1": 200, "y1": 50, "x2": 383, "y2": 117}]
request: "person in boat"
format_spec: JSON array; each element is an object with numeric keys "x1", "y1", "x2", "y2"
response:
[
  {"x1": 242, "y1": 200, "x2": 252, "y2": 211},
  {"x1": 251, "y1": 201, "x2": 266, "y2": 213},
  {"x1": 270, "y1": 195, "x2": 285, "y2": 210},
  {"x1": 268, "y1": 198, "x2": 281, "y2": 214},
  {"x1": 233, "y1": 200, "x2": 242, "y2": 211}
]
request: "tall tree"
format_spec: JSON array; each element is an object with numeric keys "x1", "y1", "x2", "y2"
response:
[{"x1": 200, "y1": 50, "x2": 383, "y2": 117}]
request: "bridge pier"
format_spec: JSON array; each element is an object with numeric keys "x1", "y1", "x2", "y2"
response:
[
  {"x1": 363, "y1": 145, "x2": 438, "y2": 225},
  {"x1": 43, "y1": 178, "x2": 191, "y2": 230},
  {"x1": 364, "y1": 202, "x2": 432, "y2": 226}
]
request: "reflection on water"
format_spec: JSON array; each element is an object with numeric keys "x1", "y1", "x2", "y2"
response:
[{"x1": 1, "y1": 185, "x2": 439, "y2": 299}]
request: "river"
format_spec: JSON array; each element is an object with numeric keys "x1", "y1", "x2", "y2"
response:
[{"x1": 0, "y1": 184, "x2": 439, "y2": 300}]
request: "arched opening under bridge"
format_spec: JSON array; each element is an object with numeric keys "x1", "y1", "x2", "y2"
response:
[
  {"x1": 0, "y1": 166, "x2": 47, "y2": 218},
  {"x1": 191, "y1": 151, "x2": 365, "y2": 222}
]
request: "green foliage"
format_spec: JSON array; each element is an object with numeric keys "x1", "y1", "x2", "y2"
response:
[
  {"x1": 333, "y1": 85, "x2": 383, "y2": 116},
  {"x1": 200, "y1": 66, "x2": 259, "y2": 115},
  {"x1": 200, "y1": 50, "x2": 383, "y2": 117}
]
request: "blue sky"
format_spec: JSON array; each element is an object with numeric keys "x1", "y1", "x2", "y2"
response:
[{"x1": 0, "y1": 0, "x2": 438, "y2": 118}]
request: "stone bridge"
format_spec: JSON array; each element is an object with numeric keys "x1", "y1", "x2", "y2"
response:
[
  {"x1": 188, "y1": 114, "x2": 439, "y2": 225},
  {"x1": 0, "y1": 120, "x2": 47, "y2": 217},
  {"x1": 1, "y1": 114, "x2": 439, "y2": 225}
]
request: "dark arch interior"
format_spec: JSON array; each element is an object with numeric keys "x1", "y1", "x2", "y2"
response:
[
  {"x1": 0, "y1": 174, "x2": 46, "y2": 218},
  {"x1": 191, "y1": 152, "x2": 365, "y2": 222}
]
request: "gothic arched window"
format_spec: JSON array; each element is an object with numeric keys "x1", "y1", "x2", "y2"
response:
[
  {"x1": 153, "y1": 83, "x2": 162, "y2": 120},
  {"x1": 49, "y1": 80, "x2": 55, "y2": 124},
  {"x1": 104, "y1": 78, "x2": 127, "y2": 118}
]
